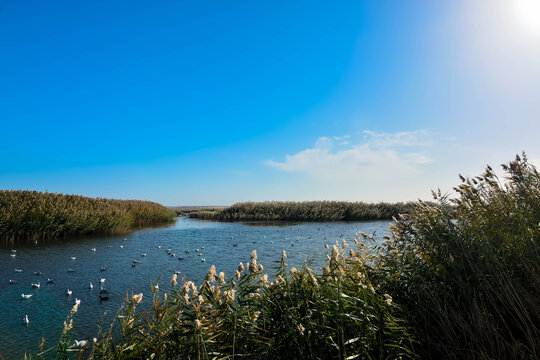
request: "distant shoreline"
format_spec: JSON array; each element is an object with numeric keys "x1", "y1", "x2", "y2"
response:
[{"x1": 181, "y1": 201, "x2": 416, "y2": 222}]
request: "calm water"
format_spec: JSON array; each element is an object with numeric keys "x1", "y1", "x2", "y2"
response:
[{"x1": 0, "y1": 217, "x2": 391, "y2": 359}]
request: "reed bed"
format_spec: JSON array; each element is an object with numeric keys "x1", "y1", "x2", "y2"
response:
[
  {"x1": 0, "y1": 190, "x2": 176, "y2": 243},
  {"x1": 378, "y1": 152, "x2": 540, "y2": 359},
  {"x1": 189, "y1": 201, "x2": 415, "y2": 222}
]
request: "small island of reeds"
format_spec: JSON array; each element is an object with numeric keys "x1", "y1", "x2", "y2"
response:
[
  {"x1": 187, "y1": 200, "x2": 416, "y2": 222},
  {"x1": 0, "y1": 190, "x2": 176, "y2": 243}
]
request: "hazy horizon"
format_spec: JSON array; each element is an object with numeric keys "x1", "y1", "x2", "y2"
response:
[{"x1": 1, "y1": 1, "x2": 539, "y2": 206}]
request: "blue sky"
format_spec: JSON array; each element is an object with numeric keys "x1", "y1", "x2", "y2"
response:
[{"x1": 1, "y1": 0, "x2": 539, "y2": 205}]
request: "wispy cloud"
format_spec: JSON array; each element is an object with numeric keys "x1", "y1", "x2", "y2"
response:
[{"x1": 266, "y1": 130, "x2": 434, "y2": 181}]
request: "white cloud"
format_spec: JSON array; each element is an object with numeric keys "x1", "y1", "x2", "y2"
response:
[{"x1": 266, "y1": 130, "x2": 434, "y2": 182}]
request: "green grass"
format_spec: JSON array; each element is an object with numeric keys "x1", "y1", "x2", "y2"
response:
[
  {"x1": 0, "y1": 190, "x2": 176, "y2": 243},
  {"x1": 188, "y1": 200, "x2": 416, "y2": 222}
]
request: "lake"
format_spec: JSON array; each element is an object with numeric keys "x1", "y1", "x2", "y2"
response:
[{"x1": 0, "y1": 217, "x2": 392, "y2": 359}]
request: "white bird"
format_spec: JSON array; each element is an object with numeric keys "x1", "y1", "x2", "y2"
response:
[
  {"x1": 141, "y1": 253, "x2": 147, "y2": 257},
  {"x1": 154, "y1": 284, "x2": 159, "y2": 290},
  {"x1": 157, "y1": 245, "x2": 162, "y2": 249},
  {"x1": 196, "y1": 248, "x2": 200, "y2": 252},
  {"x1": 107, "y1": 245, "x2": 112, "y2": 248},
  {"x1": 10, "y1": 253, "x2": 16, "y2": 258},
  {"x1": 14, "y1": 269, "x2": 23, "y2": 273},
  {"x1": 201, "y1": 258, "x2": 206, "y2": 262},
  {"x1": 9, "y1": 279, "x2": 17, "y2": 285},
  {"x1": 91, "y1": 248, "x2": 96, "y2": 252},
  {"x1": 11, "y1": 249, "x2": 16, "y2": 253},
  {"x1": 21, "y1": 294, "x2": 33, "y2": 299},
  {"x1": 120, "y1": 245, "x2": 124, "y2": 248},
  {"x1": 47, "y1": 278, "x2": 55, "y2": 283},
  {"x1": 22, "y1": 315, "x2": 29, "y2": 325},
  {"x1": 89, "y1": 282, "x2": 93, "y2": 289},
  {"x1": 66, "y1": 289, "x2": 72, "y2": 296},
  {"x1": 67, "y1": 269, "x2": 75, "y2": 273},
  {"x1": 99, "y1": 278, "x2": 106, "y2": 284},
  {"x1": 74, "y1": 298, "x2": 81, "y2": 305},
  {"x1": 71, "y1": 339, "x2": 87, "y2": 348},
  {"x1": 31, "y1": 283, "x2": 40, "y2": 289},
  {"x1": 71, "y1": 256, "x2": 76, "y2": 260}
]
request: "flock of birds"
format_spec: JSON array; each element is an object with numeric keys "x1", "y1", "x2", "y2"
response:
[
  {"x1": 7, "y1": 237, "x2": 218, "y2": 330},
  {"x1": 6, "y1": 227, "x2": 344, "y2": 350}
]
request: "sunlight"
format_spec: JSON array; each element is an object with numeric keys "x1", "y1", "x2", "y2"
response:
[{"x1": 513, "y1": 0, "x2": 540, "y2": 36}]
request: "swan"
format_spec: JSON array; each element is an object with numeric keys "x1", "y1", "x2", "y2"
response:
[
  {"x1": 21, "y1": 294, "x2": 32, "y2": 299},
  {"x1": 71, "y1": 339, "x2": 87, "y2": 348},
  {"x1": 89, "y1": 282, "x2": 93, "y2": 289},
  {"x1": 31, "y1": 283, "x2": 40, "y2": 289},
  {"x1": 66, "y1": 289, "x2": 72, "y2": 296},
  {"x1": 22, "y1": 315, "x2": 29, "y2": 325}
]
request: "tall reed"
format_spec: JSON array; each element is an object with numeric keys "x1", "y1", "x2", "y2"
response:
[
  {"x1": 189, "y1": 200, "x2": 416, "y2": 222},
  {"x1": 379, "y1": 152, "x2": 540, "y2": 359},
  {"x1": 0, "y1": 190, "x2": 176, "y2": 243}
]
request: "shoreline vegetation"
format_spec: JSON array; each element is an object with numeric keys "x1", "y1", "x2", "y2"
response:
[
  {"x1": 185, "y1": 201, "x2": 417, "y2": 222},
  {"x1": 28, "y1": 153, "x2": 540, "y2": 359},
  {"x1": 0, "y1": 190, "x2": 176, "y2": 243}
]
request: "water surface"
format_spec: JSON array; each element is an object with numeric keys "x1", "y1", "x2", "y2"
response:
[{"x1": 0, "y1": 217, "x2": 391, "y2": 359}]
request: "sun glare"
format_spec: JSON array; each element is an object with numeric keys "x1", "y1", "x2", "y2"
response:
[{"x1": 513, "y1": 0, "x2": 540, "y2": 36}]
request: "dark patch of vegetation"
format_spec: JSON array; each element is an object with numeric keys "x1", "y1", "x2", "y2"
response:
[
  {"x1": 189, "y1": 201, "x2": 416, "y2": 222},
  {"x1": 0, "y1": 190, "x2": 176, "y2": 243},
  {"x1": 379, "y1": 152, "x2": 540, "y2": 359}
]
